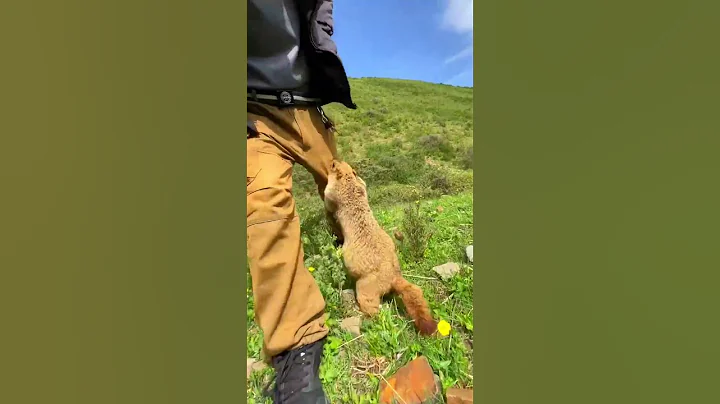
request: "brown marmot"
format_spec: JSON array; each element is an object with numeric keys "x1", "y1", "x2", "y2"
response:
[{"x1": 324, "y1": 160, "x2": 437, "y2": 335}]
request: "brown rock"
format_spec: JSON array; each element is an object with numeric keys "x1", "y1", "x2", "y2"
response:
[
  {"x1": 446, "y1": 387, "x2": 474, "y2": 404},
  {"x1": 340, "y1": 316, "x2": 362, "y2": 336},
  {"x1": 246, "y1": 358, "x2": 267, "y2": 379},
  {"x1": 379, "y1": 356, "x2": 440, "y2": 404}
]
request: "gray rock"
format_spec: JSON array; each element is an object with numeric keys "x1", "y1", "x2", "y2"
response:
[
  {"x1": 432, "y1": 262, "x2": 461, "y2": 281},
  {"x1": 466, "y1": 245, "x2": 473, "y2": 263},
  {"x1": 247, "y1": 358, "x2": 267, "y2": 379},
  {"x1": 340, "y1": 316, "x2": 362, "y2": 336},
  {"x1": 246, "y1": 358, "x2": 255, "y2": 379},
  {"x1": 341, "y1": 289, "x2": 357, "y2": 309},
  {"x1": 433, "y1": 374, "x2": 442, "y2": 399}
]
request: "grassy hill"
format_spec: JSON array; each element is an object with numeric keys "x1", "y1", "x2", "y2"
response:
[
  {"x1": 294, "y1": 78, "x2": 473, "y2": 208},
  {"x1": 247, "y1": 78, "x2": 474, "y2": 403}
]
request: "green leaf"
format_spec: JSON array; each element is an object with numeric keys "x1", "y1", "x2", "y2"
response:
[{"x1": 327, "y1": 336, "x2": 342, "y2": 350}]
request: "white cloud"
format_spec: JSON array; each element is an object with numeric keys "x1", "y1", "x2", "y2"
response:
[
  {"x1": 441, "y1": 0, "x2": 473, "y2": 34},
  {"x1": 440, "y1": 0, "x2": 473, "y2": 86},
  {"x1": 444, "y1": 44, "x2": 473, "y2": 65},
  {"x1": 444, "y1": 69, "x2": 473, "y2": 86}
]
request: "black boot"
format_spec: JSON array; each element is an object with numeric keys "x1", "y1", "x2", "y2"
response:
[{"x1": 264, "y1": 338, "x2": 329, "y2": 403}]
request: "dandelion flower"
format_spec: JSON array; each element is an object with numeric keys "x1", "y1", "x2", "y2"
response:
[
  {"x1": 308, "y1": 266, "x2": 316, "y2": 273},
  {"x1": 437, "y1": 320, "x2": 451, "y2": 336}
]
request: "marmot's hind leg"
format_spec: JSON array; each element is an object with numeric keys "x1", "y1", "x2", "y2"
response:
[{"x1": 355, "y1": 275, "x2": 381, "y2": 317}]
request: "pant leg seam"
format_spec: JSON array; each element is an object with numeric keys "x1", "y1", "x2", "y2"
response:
[
  {"x1": 247, "y1": 214, "x2": 298, "y2": 228},
  {"x1": 289, "y1": 107, "x2": 309, "y2": 156}
]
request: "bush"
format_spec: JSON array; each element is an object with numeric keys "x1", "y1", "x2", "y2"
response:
[
  {"x1": 304, "y1": 242, "x2": 348, "y2": 319},
  {"x1": 400, "y1": 202, "x2": 433, "y2": 263},
  {"x1": 423, "y1": 165, "x2": 473, "y2": 196},
  {"x1": 460, "y1": 145, "x2": 474, "y2": 169},
  {"x1": 417, "y1": 133, "x2": 454, "y2": 161},
  {"x1": 298, "y1": 207, "x2": 337, "y2": 256},
  {"x1": 427, "y1": 169, "x2": 453, "y2": 195}
]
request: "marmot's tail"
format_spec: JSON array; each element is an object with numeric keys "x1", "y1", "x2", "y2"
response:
[{"x1": 391, "y1": 276, "x2": 437, "y2": 335}]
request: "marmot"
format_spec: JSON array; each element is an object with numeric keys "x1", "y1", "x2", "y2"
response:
[{"x1": 324, "y1": 160, "x2": 437, "y2": 335}]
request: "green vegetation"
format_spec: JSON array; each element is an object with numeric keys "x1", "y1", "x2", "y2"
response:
[{"x1": 247, "y1": 78, "x2": 473, "y2": 403}]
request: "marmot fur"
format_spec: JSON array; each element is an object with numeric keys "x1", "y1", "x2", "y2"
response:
[{"x1": 324, "y1": 160, "x2": 437, "y2": 335}]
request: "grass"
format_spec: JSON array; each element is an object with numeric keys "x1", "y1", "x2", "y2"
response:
[{"x1": 247, "y1": 78, "x2": 473, "y2": 403}]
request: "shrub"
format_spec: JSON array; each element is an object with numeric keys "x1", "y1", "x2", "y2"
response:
[
  {"x1": 417, "y1": 133, "x2": 454, "y2": 161},
  {"x1": 427, "y1": 169, "x2": 453, "y2": 195},
  {"x1": 423, "y1": 165, "x2": 473, "y2": 196},
  {"x1": 460, "y1": 145, "x2": 474, "y2": 169},
  {"x1": 400, "y1": 202, "x2": 433, "y2": 263}
]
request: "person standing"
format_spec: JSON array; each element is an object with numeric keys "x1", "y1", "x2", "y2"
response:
[{"x1": 247, "y1": 0, "x2": 356, "y2": 402}]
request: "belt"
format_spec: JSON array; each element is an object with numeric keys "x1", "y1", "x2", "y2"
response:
[{"x1": 247, "y1": 89, "x2": 322, "y2": 106}]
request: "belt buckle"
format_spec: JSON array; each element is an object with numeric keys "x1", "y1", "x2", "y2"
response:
[{"x1": 278, "y1": 91, "x2": 294, "y2": 105}]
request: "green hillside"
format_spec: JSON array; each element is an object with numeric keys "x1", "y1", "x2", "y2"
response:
[
  {"x1": 294, "y1": 77, "x2": 474, "y2": 208},
  {"x1": 247, "y1": 78, "x2": 474, "y2": 403}
]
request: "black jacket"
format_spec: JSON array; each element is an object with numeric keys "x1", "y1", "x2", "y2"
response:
[{"x1": 294, "y1": 0, "x2": 356, "y2": 109}]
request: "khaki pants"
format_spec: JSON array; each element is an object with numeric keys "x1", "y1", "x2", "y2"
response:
[{"x1": 246, "y1": 101, "x2": 340, "y2": 358}]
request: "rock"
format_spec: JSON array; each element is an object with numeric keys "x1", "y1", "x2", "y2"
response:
[
  {"x1": 379, "y1": 356, "x2": 441, "y2": 404},
  {"x1": 246, "y1": 358, "x2": 255, "y2": 379},
  {"x1": 465, "y1": 245, "x2": 473, "y2": 263},
  {"x1": 433, "y1": 374, "x2": 442, "y2": 397},
  {"x1": 340, "y1": 316, "x2": 361, "y2": 336},
  {"x1": 446, "y1": 387, "x2": 474, "y2": 404},
  {"x1": 432, "y1": 262, "x2": 461, "y2": 281},
  {"x1": 246, "y1": 358, "x2": 267, "y2": 379},
  {"x1": 252, "y1": 360, "x2": 267, "y2": 372},
  {"x1": 341, "y1": 289, "x2": 357, "y2": 309}
]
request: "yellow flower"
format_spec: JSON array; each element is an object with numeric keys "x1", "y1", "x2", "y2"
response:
[
  {"x1": 437, "y1": 320, "x2": 451, "y2": 336},
  {"x1": 308, "y1": 266, "x2": 316, "y2": 273}
]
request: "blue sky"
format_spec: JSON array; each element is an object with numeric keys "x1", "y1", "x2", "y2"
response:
[{"x1": 332, "y1": 0, "x2": 474, "y2": 88}]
